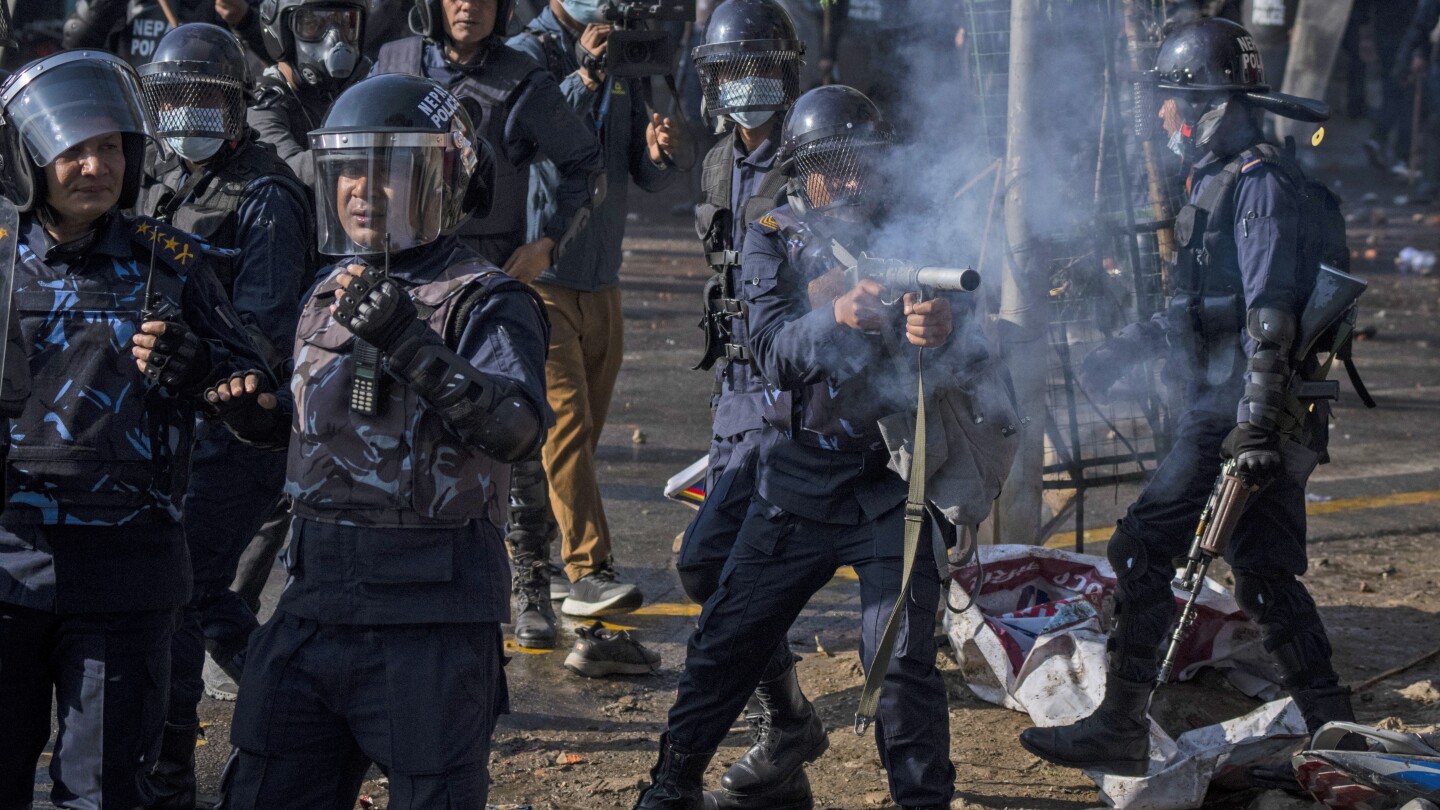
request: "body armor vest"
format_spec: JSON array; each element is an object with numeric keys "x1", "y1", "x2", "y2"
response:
[
  {"x1": 750, "y1": 204, "x2": 890, "y2": 453},
  {"x1": 375, "y1": 37, "x2": 534, "y2": 242},
  {"x1": 8, "y1": 216, "x2": 197, "y2": 525},
  {"x1": 694, "y1": 131, "x2": 788, "y2": 372},
  {"x1": 286, "y1": 261, "x2": 511, "y2": 529}
]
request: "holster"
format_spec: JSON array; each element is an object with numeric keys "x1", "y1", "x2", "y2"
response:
[{"x1": 1167, "y1": 292, "x2": 1244, "y2": 387}]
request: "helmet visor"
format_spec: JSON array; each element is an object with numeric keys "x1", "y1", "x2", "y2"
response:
[
  {"x1": 139, "y1": 69, "x2": 247, "y2": 140},
  {"x1": 793, "y1": 132, "x2": 889, "y2": 211},
  {"x1": 695, "y1": 44, "x2": 801, "y2": 115},
  {"x1": 312, "y1": 134, "x2": 467, "y2": 255},
  {"x1": 3, "y1": 53, "x2": 157, "y2": 167}
]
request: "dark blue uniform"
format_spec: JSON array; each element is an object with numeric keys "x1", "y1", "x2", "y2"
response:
[
  {"x1": 1107, "y1": 145, "x2": 1344, "y2": 719},
  {"x1": 660, "y1": 207, "x2": 956, "y2": 807},
  {"x1": 0, "y1": 211, "x2": 273, "y2": 810},
  {"x1": 140, "y1": 143, "x2": 310, "y2": 729},
  {"x1": 676, "y1": 126, "x2": 782, "y2": 604},
  {"x1": 228, "y1": 237, "x2": 550, "y2": 810}
]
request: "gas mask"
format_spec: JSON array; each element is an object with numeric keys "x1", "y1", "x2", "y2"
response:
[
  {"x1": 561, "y1": 0, "x2": 609, "y2": 25},
  {"x1": 718, "y1": 77, "x2": 784, "y2": 129},
  {"x1": 294, "y1": 26, "x2": 360, "y2": 86}
]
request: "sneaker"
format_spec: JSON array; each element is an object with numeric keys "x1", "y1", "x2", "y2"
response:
[
  {"x1": 561, "y1": 567, "x2": 643, "y2": 617},
  {"x1": 203, "y1": 654, "x2": 239, "y2": 702},
  {"x1": 549, "y1": 562, "x2": 571, "y2": 600},
  {"x1": 563, "y1": 622, "x2": 661, "y2": 677}
]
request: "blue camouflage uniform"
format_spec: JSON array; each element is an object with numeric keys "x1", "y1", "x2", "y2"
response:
[
  {"x1": 1105, "y1": 140, "x2": 1344, "y2": 714},
  {"x1": 675, "y1": 125, "x2": 781, "y2": 604},
  {"x1": 139, "y1": 136, "x2": 310, "y2": 729},
  {"x1": 660, "y1": 204, "x2": 957, "y2": 808},
  {"x1": 228, "y1": 236, "x2": 551, "y2": 810},
  {"x1": 0, "y1": 211, "x2": 274, "y2": 810}
]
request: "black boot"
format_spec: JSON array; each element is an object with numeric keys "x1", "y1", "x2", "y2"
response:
[
  {"x1": 633, "y1": 734, "x2": 713, "y2": 810},
  {"x1": 511, "y1": 557, "x2": 557, "y2": 649},
  {"x1": 1018, "y1": 673, "x2": 1152, "y2": 776},
  {"x1": 145, "y1": 722, "x2": 199, "y2": 809},
  {"x1": 703, "y1": 767, "x2": 813, "y2": 810},
  {"x1": 719, "y1": 660, "x2": 828, "y2": 793}
]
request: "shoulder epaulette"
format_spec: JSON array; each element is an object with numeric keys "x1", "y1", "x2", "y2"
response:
[{"x1": 131, "y1": 217, "x2": 232, "y2": 274}]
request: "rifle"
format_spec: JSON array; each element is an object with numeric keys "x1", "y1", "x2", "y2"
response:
[{"x1": 1157, "y1": 459, "x2": 1258, "y2": 685}]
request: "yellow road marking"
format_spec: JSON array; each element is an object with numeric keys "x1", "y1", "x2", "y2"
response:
[
  {"x1": 504, "y1": 640, "x2": 553, "y2": 655},
  {"x1": 631, "y1": 603, "x2": 702, "y2": 617},
  {"x1": 1043, "y1": 488, "x2": 1440, "y2": 549}
]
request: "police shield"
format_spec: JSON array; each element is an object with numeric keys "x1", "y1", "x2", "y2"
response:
[{"x1": 0, "y1": 197, "x2": 17, "y2": 399}]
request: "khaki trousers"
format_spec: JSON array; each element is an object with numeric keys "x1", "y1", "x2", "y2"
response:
[{"x1": 533, "y1": 283, "x2": 624, "y2": 582}]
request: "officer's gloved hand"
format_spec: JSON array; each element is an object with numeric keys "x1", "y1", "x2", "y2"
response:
[
  {"x1": 1078, "y1": 322, "x2": 1151, "y2": 398},
  {"x1": 1222, "y1": 422, "x2": 1284, "y2": 486},
  {"x1": 331, "y1": 263, "x2": 426, "y2": 353},
  {"x1": 204, "y1": 371, "x2": 283, "y2": 444},
  {"x1": 132, "y1": 320, "x2": 212, "y2": 394}
]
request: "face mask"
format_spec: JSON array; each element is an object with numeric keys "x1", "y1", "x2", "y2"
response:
[
  {"x1": 561, "y1": 0, "x2": 608, "y2": 25},
  {"x1": 718, "y1": 76, "x2": 785, "y2": 114},
  {"x1": 729, "y1": 110, "x2": 773, "y2": 129},
  {"x1": 165, "y1": 136, "x2": 224, "y2": 162},
  {"x1": 296, "y1": 31, "x2": 360, "y2": 85}
]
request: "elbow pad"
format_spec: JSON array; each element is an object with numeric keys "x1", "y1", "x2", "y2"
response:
[
  {"x1": 387, "y1": 339, "x2": 542, "y2": 463},
  {"x1": 1243, "y1": 307, "x2": 1297, "y2": 431}
]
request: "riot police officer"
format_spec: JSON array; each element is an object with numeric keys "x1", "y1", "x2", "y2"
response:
[
  {"x1": 675, "y1": 2, "x2": 820, "y2": 807},
  {"x1": 216, "y1": 72, "x2": 551, "y2": 809},
  {"x1": 63, "y1": 0, "x2": 268, "y2": 68},
  {"x1": 0, "y1": 50, "x2": 274, "y2": 810},
  {"x1": 634, "y1": 85, "x2": 958, "y2": 810},
  {"x1": 248, "y1": 0, "x2": 371, "y2": 188},
  {"x1": 374, "y1": 0, "x2": 601, "y2": 275},
  {"x1": 1020, "y1": 18, "x2": 1353, "y2": 779},
  {"x1": 134, "y1": 23, "x2": 311, "y2": 806}
]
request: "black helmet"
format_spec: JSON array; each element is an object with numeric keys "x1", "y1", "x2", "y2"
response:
[
  {"x1": 309, "y1": 73, "x2": 495, "y2": 255},
  {"x1": 258, "y1": 0, "x2": 366, "y2": 85},
  {"x1": 138, "y1": 24, "x2": 249, "y2": 161},
  {"x1": 409, "y1": 0, "x2": 516, "y2": 42},
  {"x1": 1153, "y1": 17, "x2": 1328, "y2": 122},
  {"x1": 777, "y1": 85, "x2": 893, "y2": 212},
  {"x1": 693, "y1": 0, "x2": 804, "y2": 124},
  {"x1": 0, "y1": 51, "x2": 158, "y2": 212}
]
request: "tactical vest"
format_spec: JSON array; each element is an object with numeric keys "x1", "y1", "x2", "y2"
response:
[
  {"x1": 144, "y1": 138, "x2": 311, "y2": 299},
  {"x1": 375, "y1": 37, "x2": 533, "y2": 242},
  {"x1": 286, "y1": 261, "x2": 513, "y2": 529},
  {"x1": 8, "y1": 216, "x2": 200, "y2": 526},
  {"x1": 694, "y1": 130, "x2": 789, "y2": 371},
  {"x1": 749, "y1": 205, "x2": 887, "y2": 453}
]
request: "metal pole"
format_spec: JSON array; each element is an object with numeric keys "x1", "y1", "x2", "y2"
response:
[{"x1": 995, "y1": 0, "x2": 1050, "y2": 546}]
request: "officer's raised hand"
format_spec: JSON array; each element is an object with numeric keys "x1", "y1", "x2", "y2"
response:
[
  {"x1": 331, "y1": 263, "x2": 425, "y2": 351},
  {"x1": 1222, "y1": 422, "x2": 1283, "y2": 486},
  {"x1": 903, "y1": 293, "x2": 952, "y2": 348},
  {"x1": 132, "y1": 320, "x2": 213, "y2": 394}
]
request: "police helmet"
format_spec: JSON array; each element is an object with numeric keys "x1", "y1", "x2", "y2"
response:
[
  {"x1": 409, "y1": 0, "x2": 516, "y2": 42},
  {"x1": 258, "y1": 0, "x2": 366, "y2": 85},
  {"x1": 0, "y1": 51, "x2": 158, "y2": 212},
  {"x1": 309, "y1": 73, "x2": 495, "y2": 256},
  {"x1": 693, "y1": 0, "x2": 804, "y2": 122},
  {"x1": 1153, "y1": 18, "x2": 1328, "y2": 122},
  {"x1": 138, "y1": 24, "x2": 250, "y2": 151},
  {"x1": 777, "y1": 85, "x2": 893, "y2": 212}
]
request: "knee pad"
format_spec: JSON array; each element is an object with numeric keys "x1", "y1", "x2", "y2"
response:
[
  {"x1": 1107, "y1": 529, "x2": 1173, "y2": 604},
  {"x1": 1234, "y1": 570, "x2": 1337, "y2": 690},
  {"x1": 677, "y1": 566, "x2": 721, "y2": 607}
]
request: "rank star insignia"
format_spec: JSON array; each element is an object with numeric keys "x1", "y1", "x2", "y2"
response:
[
  {"x1": 163, "y1": 236, "x2": 180, "y2": 253},
  {"x1": 137, "y1": 222, "x2": 151, "y2": 236}
]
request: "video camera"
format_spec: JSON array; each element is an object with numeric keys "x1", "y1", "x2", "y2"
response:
[{"x1": 600, "y1": 0, "x2": 695, "y2": 78}]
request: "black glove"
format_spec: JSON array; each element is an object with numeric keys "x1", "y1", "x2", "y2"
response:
[
  {"x1": 204, "y1": 371, "x2": 286, "y2": 447},
  {"x1": 137, "y1": 321, "x2": 211, "y2": 394},
  {"x1": 1222, "y1": 422, "x2": 1283, "y2": 486},
  {"x1": 1078, "y1": 321, "x2": 1157, "y2": 397},
  {"x1": 331, "y1": 264, "x2": 425, "y2": 353}
]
